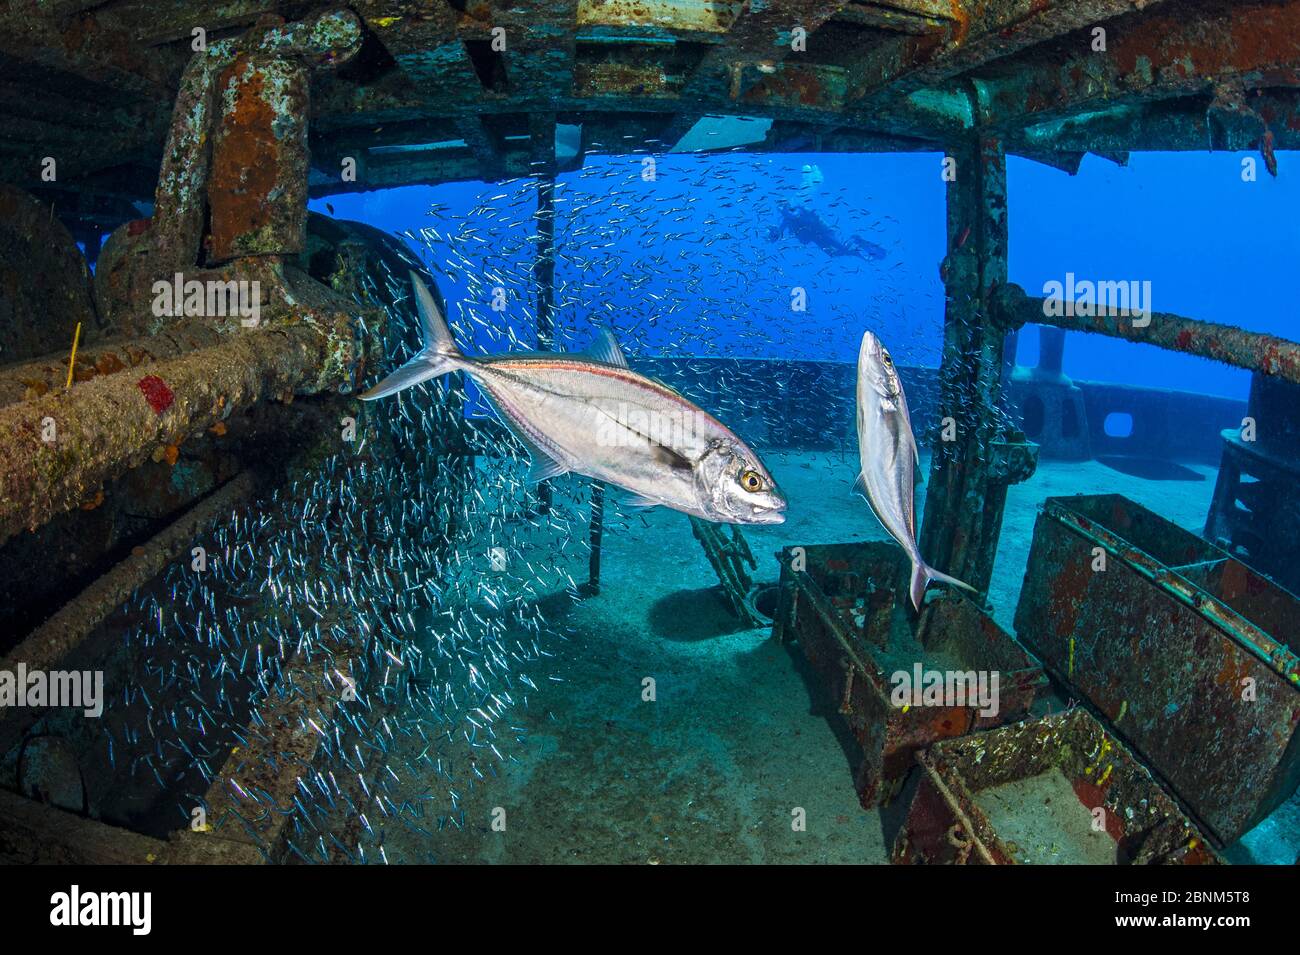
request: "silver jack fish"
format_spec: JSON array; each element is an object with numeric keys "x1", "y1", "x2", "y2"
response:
[
  {"x1": 361, "y1": 274, "x2": 786, "y2": 525},
  {"x1": 856, "y1": 330, "x2": 975, "y2": 610}
]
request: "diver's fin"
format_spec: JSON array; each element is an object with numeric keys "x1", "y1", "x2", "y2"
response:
[
  {"x1": 583, "y1": 326, "x2": 630, "y2": 369},
  {"x1": 908, "y1": 560, "x2": 978, "y2": 612},
  {"x1": 360, "y1": 273, "x2": 463, "y2": 401}
]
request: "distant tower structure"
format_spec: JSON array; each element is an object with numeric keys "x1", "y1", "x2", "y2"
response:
[
  {"x1": 1008, "y1": 326, "x2": 1091, "y2": 461},
  {"x1": 1206, "y1": 374, "x2": 1300, "y2": 595}
]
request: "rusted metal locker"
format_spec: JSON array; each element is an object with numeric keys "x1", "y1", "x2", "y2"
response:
[
  {"x1": 1014, "y1": 493, "x2": 1300, "y2": 847},
  {"x1": 891, "y1": 708, "x2": 1222, "y2": 865},
  {"x1": 773, "y1": 542, "x2": 1047, "y2": 807}
]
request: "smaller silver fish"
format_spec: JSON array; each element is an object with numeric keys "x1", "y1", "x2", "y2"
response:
[{"x1": 856, "y1": 330, "x2": 975, "y2": 610}]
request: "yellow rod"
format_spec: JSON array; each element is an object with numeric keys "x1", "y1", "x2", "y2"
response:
[{"x1": 66, "y1": 322, "x2": 81, "y2": 390}]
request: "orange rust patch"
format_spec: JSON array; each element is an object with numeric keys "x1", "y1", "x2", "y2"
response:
[
  {"x1": 208, "y1": 56, "x2": 282, "y2": 260},
  {"x1": 94, "y1": 352, "x2": 126, "y2": 375},
  {"x1": 1111, "y1": 4, "x2": 1300, "y2": 81}
]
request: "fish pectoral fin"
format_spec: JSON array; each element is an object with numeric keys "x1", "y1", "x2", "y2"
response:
[
  {"x1": 622, "y1": 492, "x2": 662, "y2": 509},
  {"x1": 526, "y1": 454, "x2": 568, "y2": 485},
  {"x1": 653, "y1": 444, "x2": 694, "y2": 472},
  {"x1": 582, "y1": 326, "x2": 630, "y2": 369},
  {"x1": 507, "y1": 422, "x2": 569, "y2": 484},
  {"x1": 852, "y1": 472, "x2": 869, "y2": 500}
]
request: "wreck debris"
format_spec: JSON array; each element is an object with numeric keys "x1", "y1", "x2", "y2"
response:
[
  {"x1": 1205, "y1": 374, "x2": 1300, "y2": 594},
  {"x1": 690, "y1": 516, "x2": 763, "y2": 627},
  {"x1": 1015, "y1": 493, "x2": 1300, "y2": 846},
  {"x1": 0, "y1": 10, "x2": 381, "y2": 552},
  {"x1": 775, "y1": 542, "x2": 1046, "y2": 807},
  {"x1": 892, "y1": 709, "x2": 1222, "y2": 865}
]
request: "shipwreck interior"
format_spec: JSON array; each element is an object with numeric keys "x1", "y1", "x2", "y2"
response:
[{"x1": 1, "y1": 0, "x2": 1299, "y2": 865}]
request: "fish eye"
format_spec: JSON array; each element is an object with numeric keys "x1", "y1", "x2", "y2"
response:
[
  {"x1": 739, "y1": 469, "x2": 764, "y2": 493},
  {"x1": 881, "y1": 353, "x2": 893, "y2": 368}
]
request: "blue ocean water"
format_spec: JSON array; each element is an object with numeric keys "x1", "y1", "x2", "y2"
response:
[
  {"x1": 312, "y1": 149, "x2": 1299, "y2": 401},
  {"x1": 306, "y1": 150, "x2": 1300, "y2": 863}
]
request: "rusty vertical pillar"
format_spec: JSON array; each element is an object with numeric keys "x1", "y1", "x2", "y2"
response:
[
  {"x1": 206, "y1": 54, "x2": 310, "y2": 263},
  {"x1": 918, "y1": 134, "x2": 1012, "y2": 599}
]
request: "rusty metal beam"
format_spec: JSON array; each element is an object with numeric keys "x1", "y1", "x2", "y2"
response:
[
  {"x1": 978, "y1": 0, "x2": 1300, "y2": 132},
  {"x1": 0, "y1": 315, "x2": 362, "y2": 549},
  {"x1": 0, "y1": 473, "x2": 254, "y2": 677},
  {"x1": 0, "y1": 6, "x2": 181, "y2": 96},
  {"x1": 993, "y1": 283, "x2": 1300, "y2": 387},
  {"x1": 200, "y1": 641, "x2": 361, "y2": 858},
  {"x1": 1007, "y1": 90, "x2": 1300, "y2": 157},
  {"x1": 833, "y1": 1, "x2": 948, "y2": 34},
  {"x1": 847, "y1": 0, "x2": 1173, "y2": 104},
  {"x1": 0, "y1": 472, "x2": 257, "y2": 763},
  {"x1": 679, "y1": 0, "x2": 852, "y2": 106}
]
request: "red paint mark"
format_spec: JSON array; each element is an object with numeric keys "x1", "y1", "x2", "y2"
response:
[
  {"x1": 137, "y1": 375, "x2": 174, "y2": 414},
  {"x1": 1072, "y1": 777, "x2": 1123, "y2": 840}
]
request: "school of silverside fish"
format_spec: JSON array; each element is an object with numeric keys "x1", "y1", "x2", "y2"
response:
[{"x1": 91, "y1": 152, "x2": 1001, "y2": 862}]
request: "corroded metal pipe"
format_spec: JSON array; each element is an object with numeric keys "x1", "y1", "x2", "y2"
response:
[
  {"x1": 0, "y1": 473, "x2": 255, "y2": 677},
  {"x1": 0, "y1": 472, "x2": 257, "y2": 764},
  {"x1": 0, "y1": 321, "x2": 355, "y2": 548},
  {"x1": 992, "y1": 283, "x2": 1300, "y2": 385},
  {"x1": 0, "y1": 323, "x2": 229, "y2": 407}
]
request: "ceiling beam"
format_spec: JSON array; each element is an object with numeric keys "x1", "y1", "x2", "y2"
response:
[
  {"x1": 977, "y1": 0, "x2": 1300, "y2": 132},
  {"x1": 0, "y1": 6, "x2": 181, "y2": 97},
  {"x1": 846, "y1": 0, "x2": 1173, "y2": 104}
]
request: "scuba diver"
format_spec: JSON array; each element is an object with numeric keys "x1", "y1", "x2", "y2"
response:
[{"x1": 766, "y1": 164, "x2": 887, "y2": 261}]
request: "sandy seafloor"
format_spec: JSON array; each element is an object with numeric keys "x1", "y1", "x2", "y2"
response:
[{"x1": 388, "y1": 449, "x2": 1300, "y2": 865}]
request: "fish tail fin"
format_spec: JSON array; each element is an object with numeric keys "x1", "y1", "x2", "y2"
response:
[
  {"x1": 360, "y1": 272, "x2": 463, "y2": 401},
  {"x1": 909, "y1": 560, "x2": 978, "y2": 611}
]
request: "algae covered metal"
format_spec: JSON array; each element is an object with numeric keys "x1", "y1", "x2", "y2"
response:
[
  {"x1": 1015, "y1": 493, "x2": 1300, "y2": 846},
  {"x1": 892, "y1": 708, "x2": 1222, "y2": 865},
  {"x1": 773, "y1": 541, "x2": 1047, "y2": 806}
]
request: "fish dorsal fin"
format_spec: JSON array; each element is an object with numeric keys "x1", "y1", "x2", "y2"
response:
[{"x1": 583, "y1": 326, "x2": 630, "y2": 369}]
